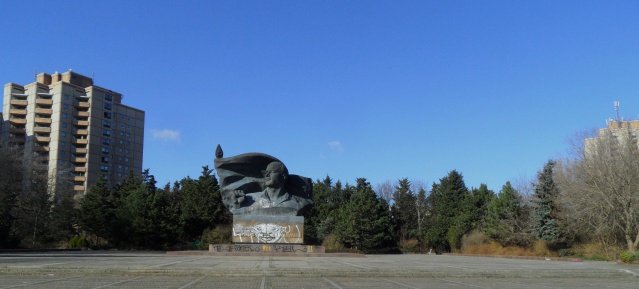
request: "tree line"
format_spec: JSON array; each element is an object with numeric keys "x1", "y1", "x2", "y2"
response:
[{"x1": 1, "y1": 127, "x2": 638, "y2": 257}]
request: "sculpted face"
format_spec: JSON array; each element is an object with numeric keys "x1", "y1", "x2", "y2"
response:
[{"x1": 264, "y1": 162, "x2": 287, "y2": 188}]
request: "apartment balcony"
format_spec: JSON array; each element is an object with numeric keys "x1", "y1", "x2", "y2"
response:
[
  {"x1": 73, "y1": 185, "x2": 85, "y2": 191},
  {"x1": 35, "y1": 99, "x2": 53, "y2": 105},
  {"x1": 35, "y1": 108, "x2": 52, "y2": 115},
  {"x1": 74, "y1": 102, "x2": 90, "y2": 108},
  {"x1": 11, "y1": 93, "x2": 27, "y2": 98},
  {"x1": 34, "y1": 146, "x2": 50, "y2": 153},
  {"x1": 73, "y1": 129, "x2": 88, "y2": 136},
  {"x1": 10, "y1": 109, "x2": 27, "y2": 115},
  {"x1": 73, "y1": 139, "x2": 88, "y2": 145},
  {"x1": 33, "y1": 127, "x2": 51, "y2": 133},
  {"x1": 73, "y1": 148, "x2": 88, "y2": 154},
  {"x1": 10, "y1": 100, "x2": 27, "y2": 106},
  {"x1": 36, "y1": 92, "x2": 53, "y2": 98},
  {"x1": 35, "y1": 118, "x2": 52, "y2": 124},
  {"x1": 73, "y1": 166, "x2": 86, "y2": 173},
  {"x1": 10, "y1": 128, "x2": 26, "y2": 134},
  {"x1": 35, "y1": 136, "x2": 51, "y2": 143},
  {"x1": 72, "y1": 157, "x2": 87, "y2": 163},
  {"x1": 73, "y1": 120, "x2": 89, "y2": 127},
  {"x1": 9, "y1": 118, "x2": 27, "y2": 125},
  {"x1": 74, "y1": 111, "x2": 89, "y2": 117},
  {"x1": 73, "y1": 176, "x2": 86, "y2": 182}
]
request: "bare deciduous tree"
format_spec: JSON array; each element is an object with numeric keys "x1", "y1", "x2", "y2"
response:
[
  {"x1": 375, "y1": 180, "x2": 394, "y2": 204},
  {"x1": 556, "y1": 128, "x2": 639, "y2": 251}
]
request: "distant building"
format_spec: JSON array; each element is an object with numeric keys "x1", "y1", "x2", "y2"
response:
[
  {"x1": 1, "y1": 70, "x2": 144, "y2": 196},
  {"x1": 585, "y1": 119, "x2": 639, "y2": 156}
]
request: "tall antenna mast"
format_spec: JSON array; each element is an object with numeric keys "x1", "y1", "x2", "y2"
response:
[{"x1": 614, "y1": 101, "x2": 620, "y2": 121}]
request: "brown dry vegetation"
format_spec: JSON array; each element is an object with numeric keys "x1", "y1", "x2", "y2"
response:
[{"x1": 462, "y1": 240, "x2": 557, "y2": 257}]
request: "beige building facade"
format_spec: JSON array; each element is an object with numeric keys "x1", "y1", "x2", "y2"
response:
[{"x1": 1, "y1": 71, "x2": 144, "y2": 195}]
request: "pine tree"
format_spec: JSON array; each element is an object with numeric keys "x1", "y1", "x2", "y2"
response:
[
  {"x1": 483, "y1": 181, "x2": 523, "y2": 245},
  {"x1": 427, "y1": 170, "x2": 469, "y2": 253},
  {"x1": 391, "y1": 178, "x2": 417, "y2": 247},
  {"x1": 336, "y1": 178, "x2": 395, "y2": 253},
  {"x1": 79, "y1": 177, "x2": 115, "y2": 245},
  {"x1": 532, "y1": 160, "x2": 562, "y2": 247}
]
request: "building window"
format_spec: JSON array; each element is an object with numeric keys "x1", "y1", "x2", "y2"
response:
[
  {"x1": 125, "y1": 149, "x2": 130, "y2": 154},
  {"x1": 59, "y1": 160, "x2": 66, "y2": 165},
  {"x1": 126, "y1": 133, "x2": 130, "y2": 138},
  {"x1": 101, "y1": 147, "x2": 110, "y2": 154},
  {"x1": 62, "y1": 123, "x2": 67, "y2": 128},
  {"x1": 120, "y1": 131, "x2": 124, "y2": 136},
  {"x1": 125, "y1": 157, "x2": 129, "y2": 162},
  {"x1": 63, "y1": 103, "x2": 68, "y2": 109},
  {"x1": 101, "y1": 165, "x2": 109, "y2": 172},
  {"x1": 60, "y1": 151, "x2": 66, "y2": 156},
  {"x1": 63, "y1": 113, "x2": 68, "y2": 119},
  {"x1": 103, "y1": 120, "x2": 111, "y2": 128},
  {"x1": 61, "y1": 141, "x2": 66, "y2": 147},
  {"x1": 101, "y1": 157, "x2": 109, "y2": 163},
  {"x1": 104, "y1": 112, "x2": 111, "y2": 119},
  {"x1": 61, "y1": 132, "x2": 67, "y2": 137},
  {"x1": 64, "y1": 95, "x2": 70, "y2": 100},
  {"x1": 105, "y1": 94, "x2": 112, "y2": 102},
  {"x1": 102, "y1": 138, "x2": 110, "y2": 146},
  {"x1": 103, "y1": 129, "x2": 111, "y2": 136},
  {"x1": 104, "y1": 103, "x2": 112, "y2": 110}
]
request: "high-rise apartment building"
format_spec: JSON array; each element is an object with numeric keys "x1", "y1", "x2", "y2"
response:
[{"x1": 1, "y1": 70, "x2": 144, "y2": 195}]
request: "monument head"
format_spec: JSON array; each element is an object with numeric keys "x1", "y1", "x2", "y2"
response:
[{"x1": 264, "y1": 161, "x2": 288, "y2": 189}]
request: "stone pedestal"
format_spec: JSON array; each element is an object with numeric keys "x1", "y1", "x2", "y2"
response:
[
  {"x1": 233, "y1": 215, "x2": 304, "y2": 244},
  {"x1": 209, "y1": 244, "x2": 325, "y2": 254}
]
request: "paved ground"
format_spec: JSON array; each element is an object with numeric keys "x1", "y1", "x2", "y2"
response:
[{"x1": 1, "y1": 251, "x2": 638, "y2": 288}]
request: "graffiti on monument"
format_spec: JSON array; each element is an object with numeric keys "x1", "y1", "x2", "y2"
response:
[{"x1": 233, "y1": 223, "x2": 301, "y2": 243}]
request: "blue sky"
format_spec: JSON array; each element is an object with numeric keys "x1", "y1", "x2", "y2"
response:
[{"x1": 2, "y1": 1, "x2": 638, "y2": 192}]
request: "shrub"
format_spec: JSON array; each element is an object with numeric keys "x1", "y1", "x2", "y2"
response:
[
  {"x1": 532, "y1": 240, "x2": 552, "y2": 256},
  {"x1": 619, "y1": 251, "x2": 639, "y2": 263},
  {"x1": 461, "y1": 230, "x2": 490, "y2": 252},
  {"x1": 69, "y1": 236, "x2": 79, "y2": 248},
  {"x1": 69, "y1": 236, "x2": 89, "y2": 248},
  {"x1": 199, "y1": 226, "x2": 232, "y2": 249}
]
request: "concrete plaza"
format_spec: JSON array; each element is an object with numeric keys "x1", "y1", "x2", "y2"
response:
[{"x1": 0, "y1": 251, "x2": 638, "y2": 288}]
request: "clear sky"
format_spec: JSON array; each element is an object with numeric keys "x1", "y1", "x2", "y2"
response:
[{"x1": 2, "y1": 1, "x2": 638, "y2": 192}]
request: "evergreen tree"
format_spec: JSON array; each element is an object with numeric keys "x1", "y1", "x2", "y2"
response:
[
  {"x1": 484, "y1": 181, "x2": 524, "y2": 245},
  {"x1": 47, "y1": 190, "x2": 78, "y2": 244},
  {"x1": 0, "y1": 184, "x2": 17, "y2": 248},
  {"x1": 336, "y1": 178, "x2": 394, "y2": 253},
  {"x1": 79, "y1": 177, "x2": 115, "y2": 245},
  {"x1": 532, "y1": 160, "x2": 562, "y2": 247},
  {"x1": 179, "y1": 166, "x2": 227, "y2": 243},
  {"x1": 391, "y1": 178, "x2": 417, "y2": 246},
  {"x1": 427, "y1": 170, "x2": 469, "y2": 253},
  {"x1": 445, "y1": 184, "x2": 494, "y2": 250},
  {"x1": 305, "y1": 176, "x2": 337, "y2": 244}
]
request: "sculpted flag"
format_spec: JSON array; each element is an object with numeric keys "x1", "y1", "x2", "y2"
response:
[{"x1": 213, "y1": 145, "x2": 312, "y2": 211}]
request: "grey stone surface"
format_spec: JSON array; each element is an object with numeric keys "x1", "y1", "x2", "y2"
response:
[{"x1": 1, "y1": 252, "x2": 639, "y2": 288}]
